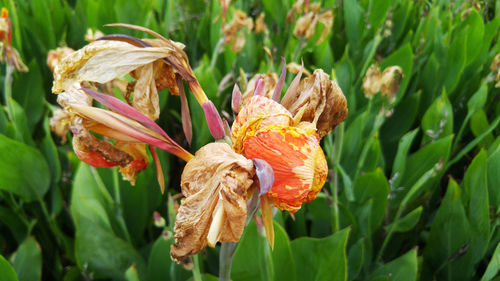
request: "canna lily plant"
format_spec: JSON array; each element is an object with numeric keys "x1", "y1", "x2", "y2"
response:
[{"x1": 50, "y1": 24, "x2": 347, "y2": 280}]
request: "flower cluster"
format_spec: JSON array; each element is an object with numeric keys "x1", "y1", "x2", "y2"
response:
[{"x1": 49, "y1": 25, "x2": 347, "y2": 264}]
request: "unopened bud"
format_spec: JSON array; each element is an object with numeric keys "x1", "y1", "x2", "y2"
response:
[
  {"x1": 232, "y1": 84, "x2": 242, "y2": 113},
  {"x1": 153, "y1": 211, "x2": 166, "y2": 228},
  {"x1": 253, "y1": 75, "x2": 265, "y2": 96},
  {"x1": 202, "y1": 100, "x2": 226, "y2": 140}
]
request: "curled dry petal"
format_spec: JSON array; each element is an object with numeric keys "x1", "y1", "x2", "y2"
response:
[
  {"x1": 362, "y1": 64, "x2": 382, "y2": 98},
  {"x1": 252, "y1": 158, "x2": 275, "y2": 196},
  {"x1": 241, "y1": 73, "x2": 278, "y2": 107},
  {"x1": 242, "y1": 124, "x2": 328, "y2": 213},
  {"x1": 287, "y1": 62, "x2": 312, "y2": 77},
  {"x1": 171, "y1": 143, "x2": 255, "y2": 263},
  {"x1": 293, "y1": 11, "x2": 318, "y2": 39},
  {"x1": 115, "y1": 142, "x2": 149, "y2": 185},
  {"x1": 282, "y1": 69, "x2": 348, "y2": 138},
  {"x1": 223, "y1": 10, "x2": 254, "y2": 52},
  {"x1": 255, "y1": 13, "x2": 267, "y2": 34},
  {"x1": 52, "y1": 40, "x2": 180, "y2": 93},
  {"x1": 132, "y1": 63, "x2": 160, "y2": 120}
]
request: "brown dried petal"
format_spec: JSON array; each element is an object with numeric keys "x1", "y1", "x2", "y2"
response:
[
  {"x1": 52, "y1": 40, "x2": 178, "y2": 93},
  {"x1": 241, "y1": 73, "x2": 278, "y2": 107},
  {"x1": 223, "y1": 10, "x2": 254, "y2": 52},
  {"x1": 56, "y1": 83, "x2": 92, "y2": 108},
  {"x1": 255, "y1": 13, "x2": 267, "y2": 34},
  {"x1": 491, "y1": 53, "x2": 500, "y2": 72},
  {"x1": 293, "y1": 11, "x2": 317, "y2": 39},
  {"x1": 362, "y1": 64, "x2": 382, "y2": 98},
  {"x1": 84, "y1": 28, "x2": 104, "y2": 42},
  {"x1": 317, "y1": 10, "x2": 333, "y2": 44},
  {"x1": 282, "y1": 69, "x2": 347, "y2": 138},
  {"x1": 132, "y1": 64, "x2": 160, "y2": 120},
  {"x1": 380, "y1": 66, "x2": 403, "y2": 99},
  {"x1": 71, "y1": 118, "x2": 133, "y2": 167},
  {"x1": 287, "y1": 62, "x2": 312, "y2": 77},
  {"x1": 171, "y1": 143, "x2": 255, "y2": 263}
]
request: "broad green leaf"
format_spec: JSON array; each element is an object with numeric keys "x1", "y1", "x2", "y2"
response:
[
  {"x1": 11, "y1": 60, "x2": 45, "y2": 131},
  {"x1": 461, "y1": 10, "x2": 484, "y2": 65},
  {"x1": 344, "y1": 0, "x2": 363, "y2": 49},
  {"x1": 422, "y1": 179, "x2": 471, "y2": 281},
  {"x1": 368, "y1": 0, "x2": 391, "y2": 31},
  {"x1": 385, "y1": 206, "x2": 422, "y2": 233},
  {"x1": 467, "y1": 83, "x2": 488, "y2": 116},
  {"x1": 442, "y1": 26, "x2": 467, "y2": 93},
  {"x1": 421, "y1": 91, "x2": 453, "y2": 143},
  {"x1": 291, "y1": 228, "x2": 350, "y2": 281},
  {"x1": 12, "y1": 237, "x2": 42, "y2": 281},
  {"x1": 400, "y1": 135, "x2": 453, "y2": 191},
  {"x1": 71, "y1": 165, "x2": 146, "y2": 280},
  {"x1": 40, "y1": 115, "x2": 61, "y2": 186},
  {"x1": 352, "y1": 169, "x2": 389, "y2": 233},
  {"x1": 487, "y1": 146, "x2": 500, "y2": 210},
  {"x1": 368, "y1": 249, "x2": 418, "y2": 281},
  {"x1": 391, "y1": 129, "x2": 419, "y2": 188},
  {"x1": 0, "y1": 134, "x2": 50, "y2": 202},
  {"x1": 462, "y1": 150, "x2": 490, "y2": 270},
  {"x1": 125, "y1": 265, "x2": 140, "y2": 281},
  {"x1": 470, "y1": 110, "x2": 494, "y2": 147},
  {"x1": 8, "y1": 98, "x2": 34, "y2": 146},
  {"x1": 481, "y1": 242, "x2": 500, "y2": 281},
  {"x1": 147, "y1": 232, "x2": 191, "y2": 281},
  {"x1": 347, "y1": 238, "x2": 364, "y2": 280},
  {"x1": 0, "y1": 255, "x2": 18, "y2": 281},
  {"x1": 186, "y1": 274, "x2": 219, "y2": 281},
  {"x1": 232, "y1": 221, "x2": 295, "y2": 281}
]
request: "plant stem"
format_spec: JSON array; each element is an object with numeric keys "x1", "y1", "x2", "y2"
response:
[
  {"x1": 330, "y1": 123, "x2": 344, "y2": 233},
  {"x1": 210, "y1": 38, "x2": 224, "y2": 72},
  {"x1": 112, "y1": 167, "x2": 132, "y2": 243},
  {"x1": 3, "y1": 64, "x2": 14, "y2": 120},
  {"x1": 192, "y1": 254, "x2": 203, "y2": 281},
  {"x1": 219, "y1": 242, "x2": 236, "y2": 281}
]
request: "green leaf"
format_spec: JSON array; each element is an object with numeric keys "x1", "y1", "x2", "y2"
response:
[
  {"x1": 344, "y1": 0, "x2": 363, "y2": 48},
  {"x1": 352, "y1": 169, "x2": 389, "y2": 233},
  {"x1": 368, "y1": 0, "x2": 391, "y2": 31},
  {"x1": 391, "y1": 129, "x2": 419, "y2": 188},
  {"x1": 385, "y1": 206, "x2": 422, "y2": 233},
  {"x1": 461, "y1": 10, "x2": 484, "y2": 65},
  {"x1": 481, "y1": 242, "x2": 500, "y2": 281},
  {"x1": 0, "y1": 134, "x2": 50, "y2": 202},
  {"x1": 147, "y1": 232, "x2": 191, "y2": 281},
  {"x1": 11, "y1": 60, "x2": 45, "y2": 131},
  {"x1": 232, "y1": 221, "x2": 295, "y2": 281},
  {"x1": 487, "y1": 146, "x2": 500, "y2": 210},
  {"x1": 422, "y1": 179, "x2": 470, "y2": 281},
  {"x1": 71, "y1": 165, "x2": 146, "y2": 281},
  {"x1": 0, "y1": 255, "x2": 19, "y2": 281},
  {"x1": 368, "y1": 249, "x2": 418, "y2": 281},
  {"x1": 12, "y1": 237, "x2": 42, "y2": 281},
  {"x1": 291, "y1": 228, "x2": 350, "y2": 281},
  {"x1": 421, "y1": 91, "x2": 453, "y2": 143},
  {"x1": 124, "y1": 265, "x2": 140, "y2": 281},
  {"x1": 467, "y1": 83, "x2": 488, "y2": 116},
  {"x1": 400, "y1": 135, "x2": 453, "y2": 191},
  {"x1": 347, "y1": 238, "x2": 365, "y2": 280},
  {"x1": 442, "y1": 26, "x2": 467, "y2": 93}
]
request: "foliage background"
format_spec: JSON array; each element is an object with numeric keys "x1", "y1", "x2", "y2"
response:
[{"x1": 0, "y1": 0, "x2": 500, "y2": 280}]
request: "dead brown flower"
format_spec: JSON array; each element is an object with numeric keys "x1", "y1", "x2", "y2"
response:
[
  {"x1": 223, "y1": 10, "x2": 254, "y2": 52},
  {"x1": 171, "y1": 142, "x2": 255, "y2": 263}
]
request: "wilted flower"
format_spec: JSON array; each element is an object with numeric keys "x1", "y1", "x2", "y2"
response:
[
  {"x1": 171, "y1": 142, "x2": 255, "y2": 262},
  {"x1": 291, "y1": 2, "x2": 333, "y2": 44},
  {"x1": 49, "y1": 108, "x2": 72, "y2": 144},
  {"x1": 287, "y1": 61, "x2": 312, "y2": 77},
  {"x1": 255, "y1": 13, "x2": 267, "y2": 34},
  {"x1": 231, "y1": 65, "x2": 347, "y2": 213},
  {"x1": 362, "y1": 64, "x2": 403, "y2": 100},
  {"x1": 223, "y1": 10, "x2": 254, "y2": 52},
  {"x1": 0, "y1": 8, "x2": 28, "y2": 72}
]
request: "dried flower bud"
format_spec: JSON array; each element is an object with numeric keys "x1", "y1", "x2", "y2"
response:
[
  {"x1": 171, "y1": 142, "x2": 255, "y2": 262},
  {"x1": 255, "y1": 13, "x2": 267, "y2": 34},
  {"x1": 362, "y1": 64, "x2": 403, "y2": 101},
  {"x1": 282, "y1": 69, "x2": 348, "y2": 138},
  {"x1": 223, "y1": 10, "x2": 254, "y2": 52}
]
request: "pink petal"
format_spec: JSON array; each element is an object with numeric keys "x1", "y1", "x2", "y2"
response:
[
  {"x1": 202, "y1": 100, "x2": 225, "y2": 140},
  {"x1": 281, "y1": 61, "x2": 304, "y2": 106},
  {"x1": 272, "y1": 57, "x2": 287, "y2": 102},
  {"x1": 232, "y1": 84, "x2": 242, "y2": 114},
  {"x1": 253, "y1": 75, "x2": 265, "y2": 96},
  {"x1": 252, "y1": 158, "x2": 275, "y2": 196}
]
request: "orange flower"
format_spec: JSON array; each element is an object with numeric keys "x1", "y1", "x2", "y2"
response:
[{"x1": 231, "y1": 64, "x2": 347, "y2": 213}]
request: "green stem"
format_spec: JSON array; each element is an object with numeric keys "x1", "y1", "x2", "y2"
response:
[
  {"x1": 330, "y1": 123, "x2": 344, "y2": 233},
  {"x1": 3, "y1": 64, "x2": 14, "y2": 120},
  {"x1": 219, "y1": 242, "x2": 236, "y2": 281},
  {"x1": 192, "y1": 254, "x2": 203, "y2": 281}
]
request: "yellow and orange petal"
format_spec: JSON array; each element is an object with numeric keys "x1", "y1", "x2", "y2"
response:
[
  {"x1": 241, "y1": 124, "x2": 327, "y2": 213},
  {"x1": 231, "y1": 95, "x2": 292, "y2": 153}
]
